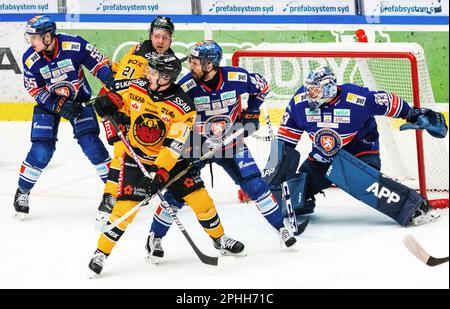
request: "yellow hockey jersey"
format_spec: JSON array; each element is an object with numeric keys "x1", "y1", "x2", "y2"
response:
[{"x1": 119, "y1": 78, "x2": 196, "y2": 172}]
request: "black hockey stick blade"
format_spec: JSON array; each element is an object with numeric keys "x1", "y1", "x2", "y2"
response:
[
  {"x1": 294, "y1": 216, "x2": 310, "y2": 236},
  {"x1": 181, "y1": 229, "x2": 218, "y2": 266},
  {"x1": 403, "y1": 235, "x2": 449, "y2": 267},
  {"x1": 427, "y1": 256, "x2": 449, "y2": 266}
]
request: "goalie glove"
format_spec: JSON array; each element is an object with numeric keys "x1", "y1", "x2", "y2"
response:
[
  {"x1": 140, "y1": 165, "x2": 170, "y2": 197},
  {"x1": 400, "y1": 108, "x2": 448, "y2": 138},
  {"x1": 94, "y1": 92, "x2": 124, "y2": 117}
]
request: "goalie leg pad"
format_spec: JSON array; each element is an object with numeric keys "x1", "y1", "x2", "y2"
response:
[{"x1": 326, "y1": 149, "x2": 424, "y2": 226}]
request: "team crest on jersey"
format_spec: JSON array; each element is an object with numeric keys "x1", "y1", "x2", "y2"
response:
[
  {"x1": 47, "y1": 81, "x2": 77, "y2": 98},
  {"x1": 133, "y1": 114, "x2": 166, "y2": 146},
  {"x1": 204, "y1": 115, "x2": 232, "y2": 140},
  {"x1": 227, "y1": 72, "x2": 247, "y2": 82},
  {"x1": 314, "y1": 128, "x2": 342, "y2": 156},
  {"x1": 346, "y1": 93, "x2": 366, "y2": 106}
]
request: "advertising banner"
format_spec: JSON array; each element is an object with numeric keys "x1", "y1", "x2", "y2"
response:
[
  {"x1": 66, "y1": 0, "x2": 192, "y2": 15},
  {"x1": 201, "y1": 0, "x2": 355, "y2": 15},
  {"x1": 364, "y1": 0, "x2": 449, "y2": 16},
  {"x1": 0, "y1": 0, "x2": 58, "y2": 13}
]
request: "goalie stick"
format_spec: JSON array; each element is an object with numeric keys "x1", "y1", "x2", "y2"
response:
[{"x1": 403, "y1": 235, "x2": 449, "y2": 267}]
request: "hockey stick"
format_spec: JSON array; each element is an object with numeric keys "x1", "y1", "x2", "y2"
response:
[
  {"x1": 101, "y1": 127, "x2": 244, "y2": 233},
  {"x1": 403, "y1": 235, "x2": 449, "y2": 267},
  {"x1": 103, "y1": 114, "x2": 224, "y2": 266}
]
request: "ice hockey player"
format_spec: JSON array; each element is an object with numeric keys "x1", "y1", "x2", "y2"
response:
[
  {"x1": 95, "y1": 16, "x2": 177, "y2": 229},
  {"x1": 144, "y1": 40, "x2": 297, "y2": 264},
  {"x1": 266, "y1": 65, "x2": 447, "y2": 227},
  {"x1": 13, "y1": 15, "x2": 116, "y2": 219},
  {"x1": 88, "y1": 53, "x2": 244, "y2": 277}
]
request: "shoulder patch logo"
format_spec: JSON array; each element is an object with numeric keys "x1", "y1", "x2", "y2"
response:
[
  {"x1": 61, "y1": 42, "x2": 81, "y2": 51},
  {"x1": 181, "y1": 79, "x2": 196, "y2": 92},
  {"x1": 346, "y1": 93, "x2": 366, "y2": 106},
  {"x1": 228, "y1": 72, "x2": 247, "y2": 82},
  {"x1": 25, "y1": 52, "x2": 40, "y2": 69},
  {"x1": 294, "y1": 92, "x2": 307, "y2": 104}
]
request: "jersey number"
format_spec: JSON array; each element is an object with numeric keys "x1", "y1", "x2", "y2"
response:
[{"x1": 121, "y1": 66, "x2": 136, "y2": 78}]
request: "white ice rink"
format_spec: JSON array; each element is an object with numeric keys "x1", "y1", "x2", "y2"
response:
[{"x1": 0, "y1": 122, "x2": 448, "y2": 289}]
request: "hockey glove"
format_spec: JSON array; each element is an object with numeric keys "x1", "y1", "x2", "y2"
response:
[
  {"x1": 240, "y1": 109, "x2": 260, "y2": 137},
  {"x1": 94, "y1": 92, "x2": 124, "y2": 117},
  {"x1": 400, "y1": 108, "x2": 448, "y2": 138},
  {"x1": 140, "y1": 165, "x2": 170, "y2": 197},
  {"x1": 56, "y1": 98, "x2": 82, "y2": 121}
]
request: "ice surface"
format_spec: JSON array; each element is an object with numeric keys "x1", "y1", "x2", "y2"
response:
[{"x1": 0, "y1": 122, "x2": 448, "y2": 289}]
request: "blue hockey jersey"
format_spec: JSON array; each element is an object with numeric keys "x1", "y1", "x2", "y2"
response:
[
  {"x1": 278, "y1": 83, "x2": 412, "y2": 163},
  {"x1": 22, "y1": 33, "x2": 112, "y2": 110},
  {"x1": 178, "y1": 66, "x2": 269, "y2": 150}
]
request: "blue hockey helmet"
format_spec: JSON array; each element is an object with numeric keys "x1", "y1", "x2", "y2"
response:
[
  {"x1": 305, "y1": 66, "x2": 337, "y2": 110},
  {"x1": 189, "y1": 40, "x2": 223, "y2": 68},
  {"x1": 25, "y1": 15, "x2": 56, "y2": 36}
]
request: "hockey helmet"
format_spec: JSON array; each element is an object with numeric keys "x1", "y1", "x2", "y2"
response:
[
  {"x1": 189, "y1": 40, "x2": 223, "y2": 67},
  {"x1": 150, "y1": 16, "x2": 174, "y2": 35},
  {"x1": 148, "y1": 53, "x2": 182, "y2": 82},
  {"x1": 25, "y1": 15, "x2": 56, "y2": 36},
  {"x1": 305, "y1": 66, "x2": 337, "y2": 110}
]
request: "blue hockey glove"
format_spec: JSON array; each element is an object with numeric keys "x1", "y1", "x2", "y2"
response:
[
  {"x1": 400, "y1": 108, "x2": 448, "y2": 138},
  {"x1": 240, "y1": 109, "x2": 260, "y2": 137},
  {"x1": 56, "y1": 98, "x2": 82, "y2": 120}
]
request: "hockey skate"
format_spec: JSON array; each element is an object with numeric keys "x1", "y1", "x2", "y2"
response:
[
  {"x1": 212, "y1": 235, "x2": 246, "y2": 256},
  {"x1": 13, "y1": 188, "x2": 30, "y2": 220},
  {"x1": 410, "y1": 200, "x2": 440, "y2": 226},
  {"x1": 278, "y1": 226, "x2": 297, "y2": 248},
  {"x1": 94, "y1": 193, "x2": 116, "y2": 231},
  {"x1": 88, "y1": 249, "x2": 108, "y2": 278},
  {"x1": 145, "y1": 231, "x2": 164, "y2": 264}
]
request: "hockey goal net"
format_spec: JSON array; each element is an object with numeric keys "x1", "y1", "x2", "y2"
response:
[{"x1": 233, "y1": 43, "x2": 449, "y2": 207}]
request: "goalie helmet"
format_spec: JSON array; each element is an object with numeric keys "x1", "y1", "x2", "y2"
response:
[
  {"x1": 25, "y1": 15, "x2": 56, "y2": 36},
  {"x1": 148, "y1": 53, "x2": 182, "y2": 82},
  {"x1": 150, "y1": 16, "x2": 174, "y2": 35},
  {"x1": 305, "y1": 66, "x2": 337, "y2": 110},
  {"x1": 189, "y1": 40, "x2": 223, "y2": 67}
]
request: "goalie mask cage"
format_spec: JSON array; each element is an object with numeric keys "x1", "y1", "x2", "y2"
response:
[{"x1": 232, "y1": 43, "x2": 449, "y2": 205}]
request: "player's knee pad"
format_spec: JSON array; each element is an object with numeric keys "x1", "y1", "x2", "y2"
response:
[
  {"x1": 25, "y1": 141, "x2": 56, "y2": 169},
  {"x1": 109, "y1": 200, "x2": 139, "y2": 230},
  {"x1": 326, "y1": 149, "x2": 423, "y2": 226}
]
